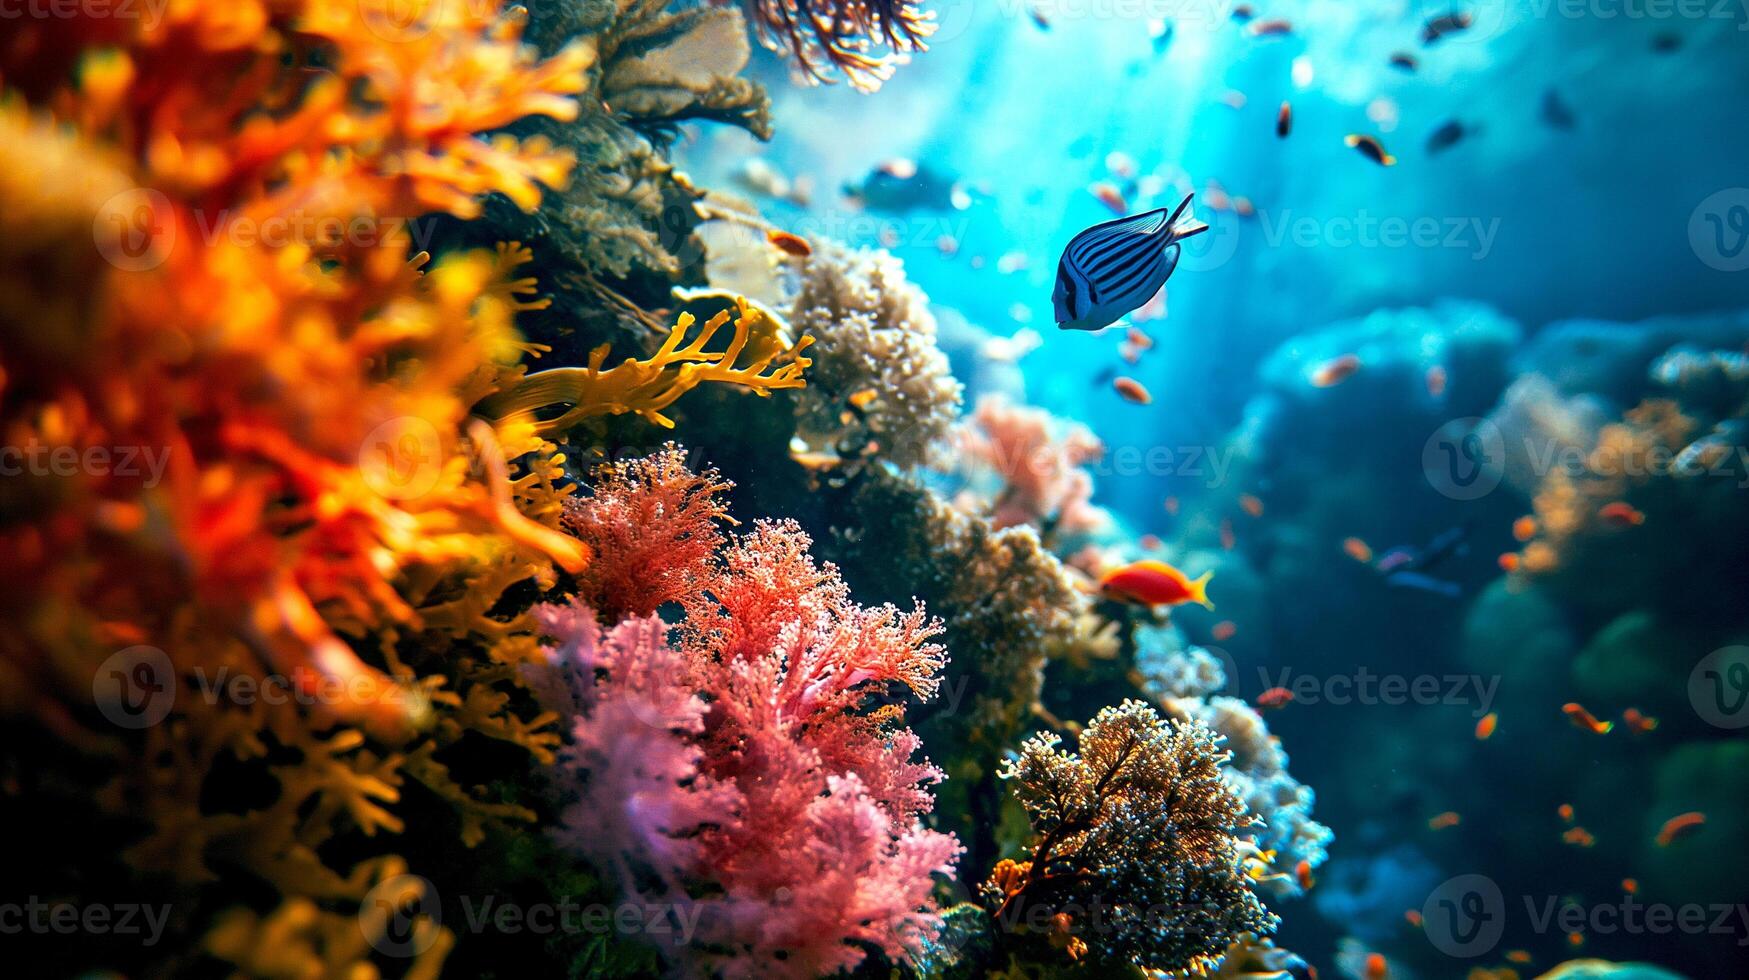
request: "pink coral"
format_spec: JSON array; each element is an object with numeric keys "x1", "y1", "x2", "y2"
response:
[
  {"x1": 532, "y1": 458, "x2": 960, "y2": 978},
  {"x1": 560, "y1": 444, "x2": 733, "y2": 622},
  {"x1": 953, "y1": 395, "x2": 1110, "y2": 534}
]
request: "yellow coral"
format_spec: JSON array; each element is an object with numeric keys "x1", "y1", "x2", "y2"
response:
[{"x1": 482, "y1": 295, "x2": 812, "y2": 432}]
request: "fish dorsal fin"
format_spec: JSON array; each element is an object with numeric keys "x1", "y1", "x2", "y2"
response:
[{"x1": 1067, "y1": 207, "x2": 1174, "y2": 267}]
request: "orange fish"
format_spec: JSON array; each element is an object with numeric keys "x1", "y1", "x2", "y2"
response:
[
  {"x1": 1563, "y1": 702, "x2": 1614, "y2": 734},
  {"x1": 1098, "y1": 559, "x2": 1214, "y2": 609},
  {"x1": 1474, "y1": 712, "x2": 1497, "y2": 740},
  {"x1": 1164, "y1": 496, "x2": 1180, "y2": 516},
  {"x1": 1233, "y1": 196, "x2": 1256, "y2": 217},
  {"x1": 1562, "y1": 826, "x2": 1596, "y2": 847},
  {"x1": 1311, "y1": 353, "x2": 1362, "y2": 387},
  {"x1": 1140, "y1": 533, "x2": 1164, "y2": 551},
  {"x1": 1598, "y1": 501, "x2": 1645, "y2": 527},
  {"x1": 1364, "y1": 952, "x2": 1389, "y2": 980},
  {"x1": 766, "y1": 229, "x2": 812, "y2": 257},
  {"x1": 1256, "y1": 686, "x2": 1293, "y2": 710},
  {"x1": 1127, "y1": 327, "x2": 1154, "y2": 350},
  {"x1": 1220, "y1": 518, "x2": 1236, "y2": 551},
  {"x1": 1567, "y1": 930, "x2": 1585, "y2": 948},
  {"x1": 1343, "y1": 537, "x2": 1374, "y2": 563},
  {"x1": 1512, "y1": 516, "x2": 1537, "y2": 542},
  {"x1": 1277, "y1": 101, "x2": 1293, "y2": 138},
  {"x1": 1114, "y1": 377, "x2": 1152, "y2": 404},
  {"x1": 1240, "y1": 493, "x2": 1265, "y2": 518},
  {"x1": 1498, "y1": 552, "x2": 1521, "y2": 573},
  {"x1": 1506, "y1": 950, "x2": 1533, "y2": 965},
  {"x1": 1558, "y1": 803, "x2": 1575, "y2": 823},
  {"x1": 1621, "y1": 878, "x2": 1639, "y2": 894},
  {"x1": 848, "y1": 388, "x2": 879, "y2": 409},
  {"x1": 1090, "y1": 181, "x2": 1129, "y2": 215},
  {"x1": 1655, "y1": 811, "x2": 1706, "y2": 847},
  {"x1": 1345, "y1": 133, "x2": 1397, "y2": 166},
  {"x1": 1622, "y1": 707, "x2": 1659, "y2": 734},
  {"x1": 1425, "y1": 364, "x2": 1447, "y2": 397},
  {"x1": 1429, "y1": 811, "x2": 1461, "y2": 830},
  {"x1": 1296, "y1": 858, "x2": 1316, "y2": 891},
  {"x1": 1403, "y1": 908, "x2": 1422, "y2": 928},
  {"x1": 1213, "y1": 620, "x2": 1238, "y2": 642}
]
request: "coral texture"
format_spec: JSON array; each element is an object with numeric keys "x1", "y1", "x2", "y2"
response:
[
  {"x1": 736, "y1": 0, "x2": 936, "y2": 90},
  {"x1": 786, "y1": 240, "x2": 964, "y2": 471},
  {"x1": 984, "y1": 699, "x2": 1277, "y2": 974},
  {"x1": 532, "y1": 450, "x2": 961, "y2": 978}
]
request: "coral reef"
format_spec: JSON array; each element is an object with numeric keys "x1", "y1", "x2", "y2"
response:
[
  {"x1": 947, "y1": 394, "x2": 1111, "y2": 541},
  {"x1": 531, "y1": 449, "x2": 960, "y2": 978},
  {"x1": 786, "y1": 240, "x2": 964, "y2": 471},
  {"x1": 983, "y1": 700, "x2": 1277, "y2": 974},
  {"x1": 736, "y1": 0, "x2": 936, "y2": 90}
]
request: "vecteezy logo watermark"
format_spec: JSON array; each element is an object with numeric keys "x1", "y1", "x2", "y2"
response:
[
  {"x1": 1422, "y1": 417, "x2": 1505, "y2": 500},
  {"x1": 1255, "y1": 210, "x2": 1503, "y2": 260},
  {"x1": 0, "y1": 441, "x2": 172, "y2": 487},
  {"x1": 1422, "y1": 874, "x2": 1506, "y2": 957},
  {"x1": 1253, "y1": 667, "x2": 1500, "y2": 718},
  {"x1": 0, "y1": 897, "x2": 172, "y2": 946},
  {"x1": 1690, "y1": 645, "x2": 1749, "y2": 729},
  {"x1": 93, "y1": 188, "x2": 176, "y2": 272},
  {"x1": 93, "y1": 645, "x2": 175, "y2": 729},
  {"x1": 358, "y1": 416, "x2": 445, "y2": 501},
  {"x1": 360, "y1": 873, "x2": 444, "y2": 958},
  {"x1": 1691, "y1": 188, "x2": 1749, "y2": 272}
]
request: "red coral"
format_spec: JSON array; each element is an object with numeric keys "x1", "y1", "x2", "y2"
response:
[
  {"x1": 561, "y1": 444, "x2": 733, "y2": 623},
  {"x1": 535, "y1": 471, "x2": 960, "y2": 978}
]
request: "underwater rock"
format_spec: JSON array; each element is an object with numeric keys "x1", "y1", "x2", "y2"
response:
[
  {"x1": 1515, "y1": 310, "x2": 1749, "y2": 406},
  {"x1": 1535, "y1": 959, "x2": 1691, "y2": 980},
  {"x1": 1639, "y1": 740, "x2": 1749, "y2": 909}
]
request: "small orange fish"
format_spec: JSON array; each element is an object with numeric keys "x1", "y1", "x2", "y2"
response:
[
  {"x1": 1311, "y1": 353, "x2": 1362, "y2": 387},
  {"x1": 1114, "y1": 377, "x2": 1152, "y2": 404},
  {"x1": 1655, "y1": 811, "x2": 1706, "y2": 847},
  {"x1": 1498, "y1": 552, "x2": 1521, "y2": 573},
  {"x1": 1164, "y1": 496, "x2": 1180, "y2": 516},
  {"x1": 1558, "y1": 803, "x2": 1575, "y2": 823},
  {"x1": 1506, "y1": 950, "x2": 1533, "y2": 965},
  {"x1": 1423, "y1": 11, "x2": 1473, "y2": 43},
  {"x1": 1562, "y1": 826, "x2": 1596, "y2": 847},
  {"x1": 1403, "y1": 908, "x2": 1423, "y2": 927},
  {"x1": 1343, "y1": 537, "x2": 1374, "y2": 563},
  {"x1": 1127, "y1": 327, "x2": 1154, "y2": 350},
  {"x1": 1296, "y1": 858, "x2": 1316, "y2": 891},
  {"x1": 1598, "y1": 501, "x2": 1645, "y2": 527},
  {"x1": 1233, "y1": 196, "x2": 1256, "y2": 217},
  {"x1": 1474, "y1": 712, "x2": 1497, "y2": 740},
  {"x1": 1249, "y1": 18, "x2": 1293, "y2": 36},
  {"x1": 1429, "y1": 811, "x2": 1461, "y2": 830},
  {"x1": 1219, "y1": 90, "x2": 1248, "y2": 110},
  {"x1": 1622, "y1": 878, "x2": 1638, "y2": 894},
  {"x1": 1277, "y1": 101, "x2": 1292, "y2": 138},
  {"x1": 1512, "y1": 516, "x2": 1537, "y2": 542},
  {"x1": 1566, "y1": 930, "x2": 1585, "y2": 948},
  {"x1": 1345, "y1": 133, "x2": 1397, "y2": 166},
  {"x1": 766, "y1": 229, "x2": 812, "y2": 257},
  {"x1": 1219, "y1": 518, "x2": 1236, "y2": 551},
  {"x1": 1364, "y1": 951, "x2": 1389, "y2": 980},
  {"x1": 848, "y1": 388, "x2": 879, "y2": 409},
  {"x1": 1212, "y1": 620, "x2": 1238, "y2": 642},
  {"x1": 1425, "y1": 364, "x2": 1447, "y2": 397},
  {"x1": 1139, "y1": 533, "x2": 1163, "y2": 551},
  {"x1": 1090, "y1": 181, "x2": 1129, "y2": 215},
  {"x1": 1240, "y1": 493, "x2": 1265, "y2": 517},
  {"x1": 1257, "y1": 687, "x2": 1294, "y2": 711},
  {"x1": 1563, "y1": 702, "x2": 1614, "y2": 734},
  {"x1": 1098, "y1": 559, "x2": 1214, "y2": 609},
  {"x1": 1622, "y1": 707, "x2": 1659, "y2": 734}
]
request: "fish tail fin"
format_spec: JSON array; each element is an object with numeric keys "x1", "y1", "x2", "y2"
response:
[
  {"x1": 1166, "y1": 192, "x2": 1210, "y2": 240},
  {"x1": 1191, "y1": 570, "x2": 1215, "y2": 610}
]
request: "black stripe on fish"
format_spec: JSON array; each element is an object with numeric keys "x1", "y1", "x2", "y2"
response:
[
  {"x1": 1056, "y1": 260, "x2": 1081, "y2": 316},
  {"x1": 1068, "y1": 210, "x2": 1170, "y2": 268}
]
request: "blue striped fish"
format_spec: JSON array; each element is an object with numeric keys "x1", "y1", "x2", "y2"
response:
[{"x1": 1052, "y1": 193, "x2": 1208, "y2": 331}]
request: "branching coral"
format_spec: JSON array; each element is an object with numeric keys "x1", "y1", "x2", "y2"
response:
[
  {"x1": 735, "y1": 0, "x2": 937, "y2": 91},
  {"x1": 530, "y1": 449, "x2": 960, "y2": 978},
  {"x1": 983, "y1": 700, "x2": 1277, "y2": 974},
  {"x1": 949, "y1": 394, "x2": 1111, "y2": 539},
  {"x1": 786, "y1": 240, "x2": 963, "y2": 471},
  {"x1": 479, "y1": 295, "x2": 812, "y2": 433},
  {"x1": 0, "y1": 2, "x2": 602, "y2": 973}
]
